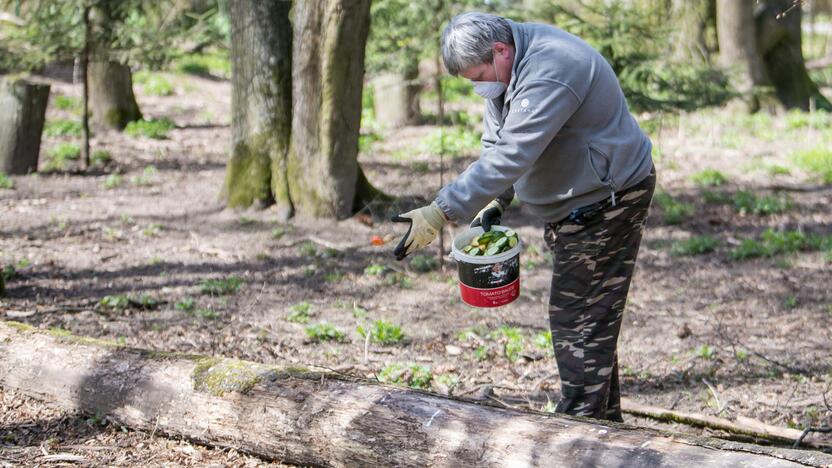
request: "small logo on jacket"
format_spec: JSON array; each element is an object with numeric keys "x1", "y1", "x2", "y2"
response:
[{"x1": 520, "y1": 98, "x2": 530, "y2": 108}]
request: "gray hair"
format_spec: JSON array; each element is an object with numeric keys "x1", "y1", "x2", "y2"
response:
[{"x1": 441, "y1": 12, "x2": 514, "y2": 76}]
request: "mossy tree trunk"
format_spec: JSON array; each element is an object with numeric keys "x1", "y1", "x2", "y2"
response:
[
  {"x1": 670, "y1": 0, "x2": 715, "y2": 63},
  {"x1": 716, "y1": 0, "x2": 769, "y2": 111},
  {"x1": 88, "y1": 3, "x2": 141, "y2": 131},
  {"x1": 756, "y1": 0, "x2": 832, "y2": 111},
  {"x1": 289, "y1": 0, "x2": 374, "y2": 219},
  {"x1": 224, "y1": 0, "x2": 293, "y2": 218},
  {"x1": 225, "y1": 0, "x2": 384, "y2": 220}
]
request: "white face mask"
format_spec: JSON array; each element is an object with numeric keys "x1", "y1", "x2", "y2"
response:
[{"x1": 472, "y1": 60, "x2": 506, "y2": 99}]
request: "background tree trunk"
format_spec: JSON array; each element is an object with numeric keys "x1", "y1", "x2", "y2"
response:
[
  {"x1": 670, "y1": 0, "x2": 714, "y2": 63},
  {"x1": 224, "y1": 0, "x2": 293, "y2": 218},
  {"x1": 0, "y1": 322, "x2": 826, "y2": 468},
  {"x1": 289, "y1": 0, "x2": 373, "y2": 219},
  {"x1": 88, "y1": 61, "x2": 142, "y2": 130},
  {"x1": 756, "y1": 0, "x2": 832, "y2": 110},
  {"x1": 0, "y1": 78, "x2": 50, "y2": 175},
  {"x1": 371, "y1": 58, "x2": 422, "y2": 128},
  {"x1": 716, "y1": 0, "x2": 769, "y2": 111}
]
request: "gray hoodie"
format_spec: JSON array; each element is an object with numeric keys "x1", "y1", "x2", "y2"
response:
[{"x1": 435, "y1": 20, "x2": 653, "y2": 224}]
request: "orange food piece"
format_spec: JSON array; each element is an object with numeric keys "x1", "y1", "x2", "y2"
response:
[{"x1": 371, "y1": 235, "x2": 385, "y2": 246}]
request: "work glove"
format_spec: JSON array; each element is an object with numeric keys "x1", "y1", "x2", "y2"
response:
[
  {"x1": 470, "y1": 199, "x2": 503, "y2": 232},
  {"x1": 392, "y1": 202, "x2": 447, "y2": 260}
]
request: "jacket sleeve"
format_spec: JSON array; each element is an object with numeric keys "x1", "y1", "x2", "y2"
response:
[
  {"x1": 435, "y1": 79, "x2": 582, "y2": 222},
  {"x1": 481, "y1": 102, "x2": 515, "y2": 211}
]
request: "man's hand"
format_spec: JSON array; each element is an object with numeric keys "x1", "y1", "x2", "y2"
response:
[
  {"x1": 470, "y1": 199, "x2": 503, "y2": 232},
  {"x1": 392, "y1": 202, "x2": 447, "y2": 260}
]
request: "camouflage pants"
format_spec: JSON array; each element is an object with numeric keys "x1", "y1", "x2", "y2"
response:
[{"x1": 544, "y1": 169, "x2": 655, "y2": 422}]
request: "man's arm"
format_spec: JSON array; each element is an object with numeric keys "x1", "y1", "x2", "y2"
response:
[{"x1": 435, "y1": 79, "x2": 582, "y2": 222}]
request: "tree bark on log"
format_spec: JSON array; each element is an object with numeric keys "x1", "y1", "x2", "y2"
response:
[
  {"x1": 1, "y1": 322, "x2": 829, "y2": 467},
  {"x1": 0, "y1": 78, "x2": 50, "y2": 175}
]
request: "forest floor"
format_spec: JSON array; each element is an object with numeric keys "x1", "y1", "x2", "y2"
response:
[{"x1": 1, "y1": 70, "x2": 831, "y2": 465}]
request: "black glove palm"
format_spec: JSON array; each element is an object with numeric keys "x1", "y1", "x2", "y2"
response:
[{"x1": 470, "y1": 200, "x2": 503, "y2": 232}]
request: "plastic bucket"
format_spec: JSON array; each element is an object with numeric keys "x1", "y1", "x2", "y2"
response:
[{"x1": 451, "y1": 226, "x2": 522, "y2": 308}]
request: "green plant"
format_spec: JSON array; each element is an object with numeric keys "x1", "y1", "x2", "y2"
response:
[
  {"x1": 731, "y1": 191, "x2": 790, "y2": 216},
  {"x1": 103, "y1": 174, "x2": 123, "y2": 190},
  {"x1": 45, "y1": 142, "x2": 81, "y2": 170},
  {"x1": 174, "y1": 52, "x2": 231, "y2": 78},
  {"x1": 287, "y1": 302, "x2": 312, "y2": 323},
  {"x1": 98, "y1": 295, "x2": 130, "y2": 310},
  {"x1": 411, "y1": 161, "x2": 429, "y2": 173},
  {"x1": 271, "y1": 227, "x2": 287, "y2": 240},
  {"x1": 124, "y1": 118, "x2": 175, "y2": 139},
  {"x1": 91, "y1": 150, "x2": 112, "y2": 166},
  {"x1": 785, "y1": 109, "x2": 830, "y2": 129},
  {"x1": 357, "y1": 319, "x2": 405, "y2": 345},
  {"x1": 701, "y1": 190, "x2": 729, "y2": 204},
  {"x1": 175, "y1": 297, "x2": 196, "y2": 312},
  {"x1": 377, "y1": 362, "x2": 432, "y2": 389},
  {"x1": 473, "y1": 345, "x2": 489, "y2": 361},
  {"x1": 305, "y1": 322, "x2": 346, "y2": 342},
  {"x1": 324, "y1": 271, "x2": 345, "y2": 283},
  {"x1": 364, "y1": 264, "x2": 386, "y2": 276},
  {"x1": 43, "y1": 119, "x2": 82, "y2": 137},
  {"x1": 142, "y1": 223, "x2": 164, "y2": 237},
  {"x1": 489, "y1": 326, "x2": 525, "y2": 363},
  {"x1": 409, "y1": 254, "x2": 439, "y2": 272},
  {"x1": 784, "y1": 296, "x2": 798, "y2": 309},
  {"x1": 0, "y1": 172, "x2": 13, "y2": 189},
  {"x1": 420, "y1": 126, "x2": 481, "y2": 158},
  {"x1": 200, "y1": 276, "x2": 243, "y2": 295},
  {"x1": 134, "y1": 70, "x2": 174, "y2": 96},
  {"x1": 766, "y1": 165, "x2": 791, "y2": 177},
  {"x1": 299, "y1": 241, "x2": 317, "y2": 257},
  {"x1": 695, "y1": 344, "x2": 715, "y2": 360},
  {"x1": 729, "y1": 229, "x2": 832, "y2": 260},
  {"x1": 690, "y1": 169, "x2": 727, "y2": 187},
  {"x1": 653, "y1": 193, "x2": 695, "y2": 225},
  {"x1": 132, "y1": 165, "x2": 158, "y2": 186},
  {"x1": 670, "y1": 236, "x2": 719, "y2": 256},
  {"x1": 53, "y1": 95, "x2": 80, "y2": 112},
  {"x1": 196, "y1": 308, "x2": 218, "y2": 319},
  {"x1": 792, "y1": 148, "x2": 832, "y2": 184},
  {"x1": 434, "y1": 374, "x2": 460, "y2": 392}
]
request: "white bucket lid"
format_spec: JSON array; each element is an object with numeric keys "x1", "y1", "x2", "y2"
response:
[{"x1": 451, "y1": 225, "x2": 522, "y2": 265}]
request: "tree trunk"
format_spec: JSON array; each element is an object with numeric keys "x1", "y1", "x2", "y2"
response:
[
  {"x1": 0, "y1": 78, "x2": 50, "y2": 175},
  {"x1": 670, "y1": 0, "x2": 713, "y2": 63},
  {"x1": 716, "y1": 0, "x2": 769, "y2": 111},
  {"x1": 371, "y1": 60, "x2": 422, "y2": 128},
  {"x1": 755, "y1": 0, "x2": 832, "y2": 110},
  {"x1": 224, "y1": 0, "x2": 293, "y2": 217},
  {"x1": 288, "y1": 0, "x2": 373, "y2": 219},
  {"x1": 1, "y1": 322, "x2": 827, "y2": 468},
  {"x1": 89, "y1": 61, "x2": 142, "y2": 130}
]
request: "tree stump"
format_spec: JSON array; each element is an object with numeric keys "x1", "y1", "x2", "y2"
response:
[{"x1": 0, "y1": 77, "x2": 50, "y2": 175}]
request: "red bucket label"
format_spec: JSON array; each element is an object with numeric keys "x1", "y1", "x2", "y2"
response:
[{"x1": 456, "y1": 254, "x2": 520, "y2": 308}]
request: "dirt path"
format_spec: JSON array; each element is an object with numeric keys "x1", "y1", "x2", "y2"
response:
[{"x1": 1, "y1": 72, "x2": 830, "y2": 461}]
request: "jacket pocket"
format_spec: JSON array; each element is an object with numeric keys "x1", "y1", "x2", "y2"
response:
[{"x1": 588, "y1": 144, "x2": 612, "y2": 184}]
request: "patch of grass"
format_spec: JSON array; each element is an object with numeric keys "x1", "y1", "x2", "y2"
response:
[
  {"x1": 298, "y1": 241, "x2": 317, "y2": 258},
  {"x1": 383, "y1": 271, "x2": 412, "y2": 289},
  {"x1": 729, "y1": 229, "x2": 832, "y2": 260},
  {"x1": 357, "y1": 319, "x2": 405, "y2": 345},
  {"x1": 363, "y1": 264, "x2": 386, "y2": 276},
  {"x1": 784, "y1": 296, "x2": 798, "y2": 310},
  {"x1": 132, "y1": 165, "x2": 158, "y2": 186},
  {"x1": 53, "y1": 95, "x2": 80, "y2": 112},
  {"x1": 43, "y1": 119, "x2": 82, "y2": 137},
  {"x1": 199, "y1": 276, "x2": 243, "y2": 296},
  {"x1": 175, "y1": 297, "x2": 196, "y2": 312},
  {"x1": 731, "y1": 191, "x2": 790, "y2": 216},
  {"x1": 488, "y1": 326, "x2": 525, "y2": 363},
  {"x1": 411, "y1": 161, "x2": 429, "y2": 173},
  {"x1": 690, "y1": 169, "x2": 728, "y2": 187},
  {"x1": 0, "y1": 172, "x2": 13, "y2": 189},
  {"x1": 434, "y1": 374, "x2": 460, "y2": 393},
  {"x1": 45, "y1": 142, "x2": 81, "y2": 170},
  {"x1": 124, "y1": 118, "x2": 175, "y2": 139},
  {"x1": 174, "y1": 52, "x2": 231, "y2": 78},
  {"x1": 785, "y1": 109, "x2": 830, "y2": 129},
  {"x1": 91, "y1": 150, "x2": 112, "y2": 166},
  {"x1": 409, "y1": 254, "x2": 439, "y2": 273},
  {"x1": 671, "y1": 236, "x2": 719, "y2": 256},
  {"x1": 473, "y1": 345, "x2": 489, "y2": 361},
  {"x1": 653, "y1": 193, "x2": 695, "y2": 225},
  {"x1": 377, "y1": 362, "x2": 432, "y2": 389},
  {"x1": 142, "y1": 223, "x2": 164, "y2": 237},
  {"x1": 695, "y1": 344, "x2": 715, "y2": 360},
  {"x1": 134, "y1": 71, "x2": 174, "y2": 96},
  {"x1": 286, "y1": 302, "x2": 311, "y2": 323},
  {"x1": 533, "y1": 331, "x2": 554, "y2": 358},
  {"x1": 324, "y1": 271, "x2": 345, "y2": 283},
  {"x1": 305, "y1": 322, "x2": 346, "y2": 342},
  {"x1": 271, "y1": 227, "x2": 287, "y2": 240},
  {"x1": 103, "y1": 174, "x2": 123, "y2": 190},
  {"x1": 358, "y1": 131, "x2": 383, "y2": 153},
  {"x1": 792, "y1": 147, "x2": 832, "y2": 184},
  {"x1": 98, "y1": 295, "x2": 130, "y2": 311},
  {"x1": 420, "y1": 126, "x2": 481, "y2": 158},
  {"x1": 196, "y1": 308, "x2": 218, "y2": 320}
]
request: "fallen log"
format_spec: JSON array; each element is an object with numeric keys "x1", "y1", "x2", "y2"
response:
[{"x1": 0, "y1": 321, "x2": 829, "y2": 467}]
